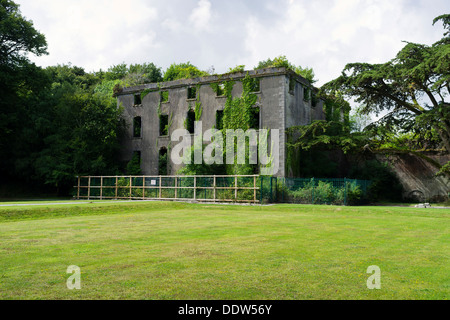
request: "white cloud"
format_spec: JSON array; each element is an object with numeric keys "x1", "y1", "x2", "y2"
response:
[
  {"x1": 162, "y1": 17, "x2": 183, "y2": 32},
  {"x1": 241, "y1": 0, "x2": 448, "y2": 86},
  {"x1": 15, "y1": 0, "x2": 449, "y2": 84},
  {"x1": 189, "y1": 0, "x2": 212, "y2": 31},
  {"x1": 18, "y1": 0, "x2": 159, "y2": 71}
]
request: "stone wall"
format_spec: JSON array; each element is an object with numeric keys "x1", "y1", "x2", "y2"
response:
[
  {"x1": 116, "y1": 67, "x2": 323, "y2": 177},
  {"x1": 379, "y1": 153, "x2": 450, "y2": 202}
]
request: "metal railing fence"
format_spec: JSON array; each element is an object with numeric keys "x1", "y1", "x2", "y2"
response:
[{"x1": 75, "y1": 175, "x2": 260, "y2": 203}]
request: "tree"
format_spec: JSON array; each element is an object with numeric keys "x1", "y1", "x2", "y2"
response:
[
  {"x1": 0, "y1": 1, "x2": 162, "y2": 195},
  {"x1": 103, "y1": 63, "x2": 129, "y2": 81},
  {"x1": 29, "y1": 65, "x2": 124, "y2": 193},
  {"x1": 255, "y1": 55, "x2": 317, "y2": 84},
  {"x1": 97, "y1": 62, "x2": 163, "y2": 98},
  {"x1": 0, "y1": 0, "x2": 48, "y2": 181},
  {"x1": 163, "y1": 62, "x2": 208, "y2": 82},
  {"x1": 322, "y1": 15, "x2": 450, "y2": 153},
  {"x1": 0, "y1": 0, "x2": 47, "y2": 66},
  {"x1": 103, "y1": 62, "x2": 162, "y2": 84},
  {"x1": 321, "y1": 15, "x2": 450, "y2": 177},
  {"x1": 255, "y1": 55, "x2": 294, "y2": 70}
]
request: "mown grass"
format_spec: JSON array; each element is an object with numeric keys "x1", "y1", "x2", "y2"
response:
[{"x1": 0, "y1": 201, "x2": 448, "y2": 300}]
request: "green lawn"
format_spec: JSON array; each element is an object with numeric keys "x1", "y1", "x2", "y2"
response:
[{"x1": 0, "y1": 200, "x2": 448, "y2": 300}]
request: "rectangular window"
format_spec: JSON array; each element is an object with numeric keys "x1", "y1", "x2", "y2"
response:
[
  {"x1": 186, "y1": 110, "x2": 195, "y2": 134},
  {"x1": 303, "y1": 87, "x2": 311, "y2": 101},
  {"x1": 134, "y1": 94, "x2": 142, "y2": 105},
  {"x1": 312, "y1": 92, "x2": 318, "y2": 107},
  {"x1": 249, "y1": 78, "x2": 260, "y2": 93},
  {"x1": 187, "y1": 87, "x2": 197, "y2": 100},
  {"x1": 214, "y1": 83, "x2": 225, "y2": 97},
  {"x1": 159, "y1": 114, "x2": 169, "y2": 136},
  {"x1": 160, "y1": 90, "x2": 169, "y2": 103},
  {"x1": 133, "y1": 116, "x2": 142, "y2": 138},
  {"x1": 289, "y1": 76, "x2": 295, "y2": 95},
  {"x1": 159, "y1": 148, "x2": 168, "y2": 176},
  {"x1": 250, "y1": 107, "x2": 260, "y2": 129},
  {"x1": 216, "y1": 110, "x2": 224, "y2": 130}
]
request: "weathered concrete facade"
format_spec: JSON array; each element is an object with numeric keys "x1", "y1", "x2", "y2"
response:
[
  {"x1": 116, "y1": 67, "x2": 325, "y2": 177},
  {"x1": 380, "y1": 153, "x2": 450, "y2": 202}
]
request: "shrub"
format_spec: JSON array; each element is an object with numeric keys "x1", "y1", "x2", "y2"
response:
[
  {"x1": 280, "y1": 178, "x2": 364, "y2": 205},
  {"x1": 346, "y1": 181, "x2": 363, "y2": 205},
  {"x1": 349, "y1": 159, "x2": 402, "y2": 202}
]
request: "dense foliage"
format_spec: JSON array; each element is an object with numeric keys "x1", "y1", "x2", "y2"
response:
[
  {"x1": 178, "y1": 74, "x2": 261, "y2": 176},
  {"x1": 1, "y1": 0, "x2": 447, "y2": 201},
  {"x1": 285, "y1": 15, "x2": 450, "y2": 202},
  {"x1": 0, "y1": 1, "x2": 164, "y2": 195},
  {"x1": 322, "y1": 14, "x2": 450, "y2": 177},
  {"x1": 255, "y1": 55, "x2": 317, "y2": 84},
  {"x1": 163, "y1": 62, "x2": 208, "y2": 82}
]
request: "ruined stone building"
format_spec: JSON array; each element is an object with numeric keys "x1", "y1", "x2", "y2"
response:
[
  {"x1": 115, "y1": 66, "x2": 326, "y2": 177},
  {"x1": 115, "y1": 66, "x2": 449, "y2": 201}
]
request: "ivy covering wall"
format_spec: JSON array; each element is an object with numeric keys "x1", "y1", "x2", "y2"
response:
[{"x1": 179, "y1": 73, "x2": 261, "y2": 175}]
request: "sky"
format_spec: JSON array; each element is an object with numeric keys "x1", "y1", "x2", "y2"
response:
[{"x1": 16, "y1": 0, "x2": 449, "y2": 87}]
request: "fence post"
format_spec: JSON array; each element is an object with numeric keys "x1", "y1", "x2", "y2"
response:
[
  {"x1": 235, "y1": 176, "x2": 238, "y2": 201},
  {"x1": 129, "y1": 176, "x2": 132, "y2": 200},
  {"x1": 159, "y1": 176, "x2": 162, "y2": 199},
  {"x1": 100, "y1": 177, "x2": 103, "y2": 200},
  {"x1": 76, "y1": 176, "x2": 80, "y2": 200},
  {"x1": 260, "y1": 176, "x2": 263, "y2": 203},
  {"x1": 312, "y1": 177, "x2": 314, "y2": 204},
  {"x1": 194, "y1": 176, "x2": 197, "y2": 200},
  {"x1": 87, "y1": 176, "x2": 91, "y2": 200},
  {"x1": 115, "y1": 176, "x2": 118, "y2": 200},
  {"x1": 143, "y1": 176, "x2": 146, "y2": 200},
  {"x1": 214, "y1": 175, "x2": 216, "y2": 202},
  {"x1": 254, "y1": 175, "x2": 257, "y2": 203},
  {"x1": 174, "y1": 177, "x2": 178, "y2": 200}
]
